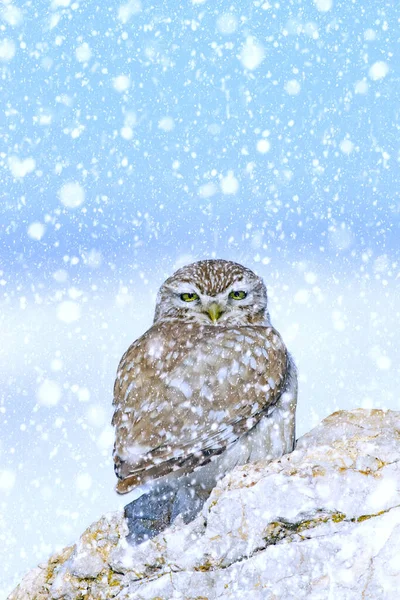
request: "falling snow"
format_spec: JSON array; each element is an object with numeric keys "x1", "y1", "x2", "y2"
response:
[
  {"x1": 0, "y1": 38, "x2": 16, "y2": 61},
  {"x1": 58, "y1": 182, "x2": 85, "y2": 208},
  {"x1": 339, "y1": 139, "x2": 354, "y2": 155},
  {"x1": 27, "y1": 222, "x2": 46, "y2": 241},
  {"x1": 0, "y1": 470, "x2": 16, "y2": 492},
  {"x1": 56, "y1": 300, "x2": 81, "y2": 323},
  {"x1": 313, "y1": 0, "x2": 333, "y2": 12},
  {"x1": 256, "y1": 139, "x2": 271, "y2": 154},
  {"x1": 117, "y1": 0, "x2": 142, "y2": 24},
  {"x1": 75, "y1": 43, "x2": 92, "y2": 63},
  {"x1": 220, "y1": 171, "x2": 239, "y2": 195},
  {"x1": 8, "y1": 156, "x2": 36, "y2": 178},
  {"x1": 158, "y1": 116, "x2": 175, "y2": 132},
  {"x1": 36, "y1": 379, "x2": 62, "y2": 407},
  {"x1": 239, "y1": 37, "x2": 265, "y2": 70},
  {"x1": 1, "y1": 0, "x2": 399, "y2": 597},
  {"x1": 113, "y1": 74, "x2": 131, "y2": 92},
  {"x1": 1, "y1": 4, "x2": 23, "y2": 27},
  {"x1": 216, "y1": 13, "x2": 238, "y2": 35},
  {"x1": 369, "y1": 61, "x2": 389, "y2": 81},
  {"x1": 284, "y1": 79, "x2": 301, "y2": 95}
]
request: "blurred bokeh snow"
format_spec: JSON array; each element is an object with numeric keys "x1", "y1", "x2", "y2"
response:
[{"x1": 1, "y1": 0, "x2": 399, "y2": 596}]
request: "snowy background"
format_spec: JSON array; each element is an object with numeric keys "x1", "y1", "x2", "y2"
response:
[{"x1": 1, "y1": 0, "x2": 399, "y2": 596}]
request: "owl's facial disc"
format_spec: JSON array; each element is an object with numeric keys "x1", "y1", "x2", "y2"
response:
[
  {"x1": 179, "y1": 290, "x2": 223, "y2": 323},
  {"x1": 178, "y1": 289, "x2": 225, "y2": 324},
  {"x1": 154, "y1": 260, "x2": 270, "y2": 326},
  {"x1": 176, "y1": 280, "x2": 256, "y2": 325}
]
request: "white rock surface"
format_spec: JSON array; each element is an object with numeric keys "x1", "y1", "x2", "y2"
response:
[{"x1": 9, "y1": 409, "x2": 400, "y2": 599}]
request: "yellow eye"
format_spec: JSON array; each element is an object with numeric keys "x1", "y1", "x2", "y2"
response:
[
  {"x1": 180, "y1": 292, "x2": 199, "y2": 302},
  {"x1": 229, "y1": 290, "x2": 247, "y2": 300}
]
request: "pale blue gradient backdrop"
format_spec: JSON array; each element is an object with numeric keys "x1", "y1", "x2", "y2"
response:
[{"x1": 1, "y1": 1, "x2": 399, "y2": 595}]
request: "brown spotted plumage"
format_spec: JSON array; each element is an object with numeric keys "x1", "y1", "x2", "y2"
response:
[{"x1": 112, "y1": 259, "x2": 297, "y2": 497}]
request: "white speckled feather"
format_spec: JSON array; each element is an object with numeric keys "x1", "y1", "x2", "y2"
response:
[{"x1": 112, "y1": 259, "x2": 297, "y2": 494}]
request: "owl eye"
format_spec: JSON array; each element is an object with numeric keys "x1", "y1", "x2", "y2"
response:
[
  {"x1": 229, "y1": 290, "x2": 247, "y2": 300},
  {"x1": 180, "y1": 292, "x2": 199, "y2": 302}
]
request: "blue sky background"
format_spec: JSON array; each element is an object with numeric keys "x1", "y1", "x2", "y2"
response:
[{"x1": 1, "y1": 0, "x2": 399, "y2": 595}]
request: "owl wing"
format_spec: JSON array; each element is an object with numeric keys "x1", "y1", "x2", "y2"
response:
[{"x1": 112, "y1": 322, "x2": 288, "y2": 494}]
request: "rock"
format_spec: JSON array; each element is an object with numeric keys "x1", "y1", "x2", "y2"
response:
[{"x1": 9, "y1": 409, "x2": 400, "y2": 599}]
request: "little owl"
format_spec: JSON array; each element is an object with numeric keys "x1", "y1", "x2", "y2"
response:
[{"x1": 112, "y1": 259, "x2": 297, "y2": 544}]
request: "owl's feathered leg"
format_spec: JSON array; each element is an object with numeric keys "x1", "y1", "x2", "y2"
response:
[
  {"x1": 124, "y1": 480, "x2": 209, "y2": 545},
  {"x1": 170, "y1": 483, "x2": 209, "y2": 524},
  {"x1": 124, "y1": 483, "x2": 175, "y2": 544}
]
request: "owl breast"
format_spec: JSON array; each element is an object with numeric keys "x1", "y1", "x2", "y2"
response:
[{"x1": 112, "y1": 322, "x2": 288, "y2": 492}]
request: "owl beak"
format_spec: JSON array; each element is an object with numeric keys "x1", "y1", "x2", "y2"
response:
[{"x1": 206, "y1": 302, "x2": 223, "y2": 323}]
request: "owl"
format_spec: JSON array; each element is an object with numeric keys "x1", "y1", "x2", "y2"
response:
[{"x1": 112, "y1": 259, "x2": 297, "y2": 544}]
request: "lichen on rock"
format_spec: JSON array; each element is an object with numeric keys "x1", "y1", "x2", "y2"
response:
[{"x1": 9, "y1": 409, "x2": 400, "y2": 599}]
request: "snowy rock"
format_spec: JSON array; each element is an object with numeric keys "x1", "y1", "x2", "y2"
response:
[{"x1": 9, "y1": 409, "x2": 400, "y2": 599}]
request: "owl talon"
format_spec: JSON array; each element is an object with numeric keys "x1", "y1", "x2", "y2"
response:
[
  {"x1": 124, "y1": 519, "x2": 158, "y2": 545},
  {"x1": 170, "y1": 485, "x2": 209, "y2": 524},
  {"x1": 124, "y1": 484, "x2": 176, "y2": 544},
  {"x1": 124, "y1": 482, "x2": 209, "y2": 544}
]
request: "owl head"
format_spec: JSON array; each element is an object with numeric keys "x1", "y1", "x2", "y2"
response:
[{"x1": 154, "y1": 259, "x2": 270, "y2": 326}]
